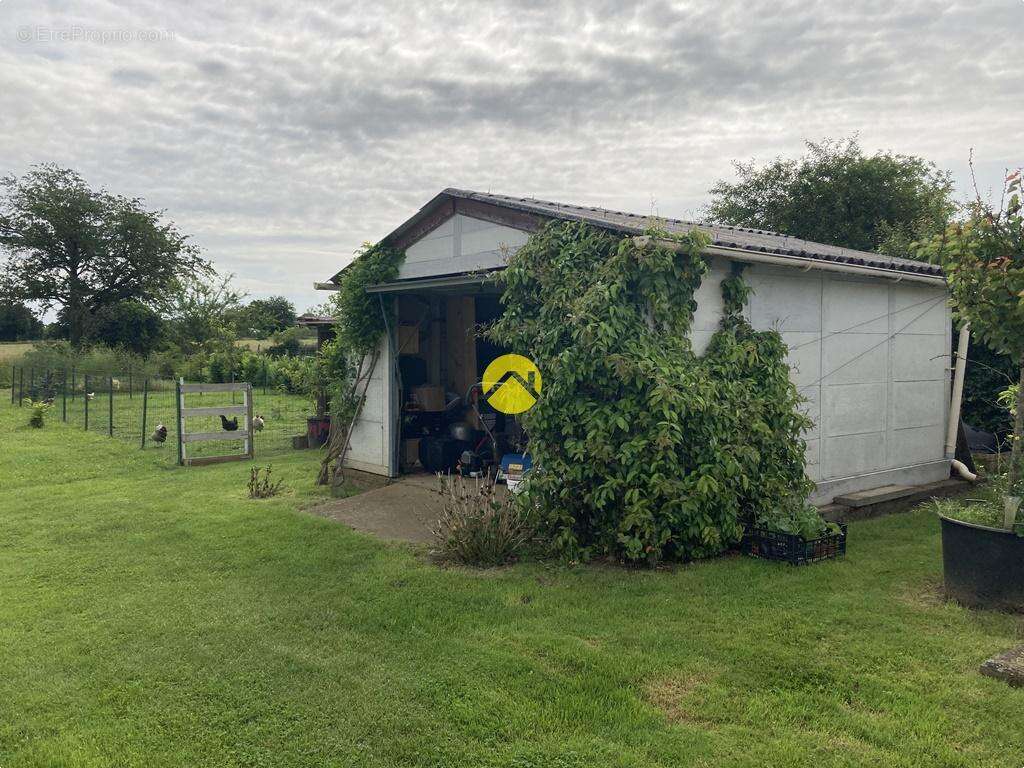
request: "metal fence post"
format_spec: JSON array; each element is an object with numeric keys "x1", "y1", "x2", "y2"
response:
[
  {"x1": 71, "y1": 367, "x2": 76, "y2": 401},
  {"x1": 84, "y1": 373, "x2": 90, "y2": 430},
  {"x1": 29, "y1": 367, "x2": 34, "y2": 398},
  {"x1": 175, "y1": 378, "x2": 183, "y2": 466},
  {"x1": 18, "y1": 367, "x2": 24, "y2": 405},
  {"x1": 10, "y1": 365, "x2": 14, "y2": 404},
  {"x1": 128, "y1": 364, "x2": 133, "y2": 399},
  {"x1": 140, "y1": 378, "x2": 149, "y2": 449},
  {"x1": 62, "y1": 368, "x2": 67, "y2": 422},
  {"x1": 108, "y1": 376, "x2": 114, "y2": 437}
]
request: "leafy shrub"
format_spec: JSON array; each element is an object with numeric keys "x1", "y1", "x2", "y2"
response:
[
  {"x1": 431, "y1": 476, "x2": 534, "y2": 566},
  {"x1": 207, "y1": 348, "x2": 242, "y2": 383},
  {"x1": 248, "y1": 466, "x2": 284, "y2": 499},
  {"x1": 755, "y1": 496, "x2": 836, "y2": 539},
  {"x1": 487, "y1": 221, "x2": 813, "y2": 564},
  {"x1": 265, "y1": 326, "x2": 310, "y2": 357},
  {"x1": 24, "y1": 398, "x2": 51, "y2": 428}
]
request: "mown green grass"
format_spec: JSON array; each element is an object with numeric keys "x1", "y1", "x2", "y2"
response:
[{"x1": 1, "y1": 400, "x2": 1022, "y2": 767}]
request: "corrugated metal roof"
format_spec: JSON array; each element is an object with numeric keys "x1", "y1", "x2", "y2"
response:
[{"x1": 437, "y1": 188, "x2": 943, "y2": 277}]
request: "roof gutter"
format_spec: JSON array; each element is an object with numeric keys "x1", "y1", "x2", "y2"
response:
[
  {"x1": 636, "y1": 237, "x2": 946, "y2": 287},
  {"x1": 365, "y1": 272, "x2": 499, "y2": 294}
]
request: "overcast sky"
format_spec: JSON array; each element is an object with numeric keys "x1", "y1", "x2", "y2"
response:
[{"x1": 1, "y1": 0, "x2": 1020, "y2": 313}]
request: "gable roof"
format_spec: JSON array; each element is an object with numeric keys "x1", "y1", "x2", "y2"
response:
[{"x1": 324, "y1": 188, "x2": 944, "y2": 286}]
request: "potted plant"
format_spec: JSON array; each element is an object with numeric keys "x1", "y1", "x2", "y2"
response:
[{"x1": 915, "y1": 165, "x2": 1024, "y2": 611}]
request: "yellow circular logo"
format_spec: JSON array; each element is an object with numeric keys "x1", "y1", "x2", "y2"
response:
[{"x1": 481, "y1": 354, "x2": 542, "y2": 414}]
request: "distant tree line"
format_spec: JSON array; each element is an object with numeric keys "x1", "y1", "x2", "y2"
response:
[{"x1": 0, "y1": 164, "x2": 302, "y2": 357}]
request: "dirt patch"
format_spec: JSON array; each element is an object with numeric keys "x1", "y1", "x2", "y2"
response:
[
  {"x1": 897, "y1": 576, "x2": 946, "y2": 610},
  {"x1": 644, "y1": 670, "x2": 717, "y2": 727}
]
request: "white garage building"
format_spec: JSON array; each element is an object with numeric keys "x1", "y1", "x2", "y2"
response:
[{"x1": 316, "y1": 189, "x2": 952, "y2": 504}]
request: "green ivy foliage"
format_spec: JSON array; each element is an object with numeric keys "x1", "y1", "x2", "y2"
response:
[
  {"x1": 327, "y1": 243, "x2": 406, "y2": 357},
  {"x1": 318, "y1": 243, "x2": 405, "y2": 421},
  {"x1": 487, "y1": 221, "x2": 813, "y2": 563}
]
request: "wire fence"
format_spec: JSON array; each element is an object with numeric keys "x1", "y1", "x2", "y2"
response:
[{"x1": 9, "y1": 364, "x2": 317, "y2": 464}]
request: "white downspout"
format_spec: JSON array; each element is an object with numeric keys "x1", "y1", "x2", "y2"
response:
[{"x1": 945, "y1": 323, "x2": 971, "y2": 461}]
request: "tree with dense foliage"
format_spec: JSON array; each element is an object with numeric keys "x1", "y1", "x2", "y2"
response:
[
  {"x1": 487, "y1": 221, "x2": 814, "y2": 563},
  {"x1": 706, "y1": 137, "x2": 955, "y2": 256},
  {"x1": 160, "y1": 271, "x2": 243, "y2": 355},
  {"x1": 86, "y1": 300, "x2": 166, "y2": 356},
  {"x1": 0, "y1": 301, "x2": 43, "y2": 341},
  {"x1": 914, "y1": 167, "x2": 1024, "y2": 524},
  {"x1": 231, "y1": 296, "x2": 297, "y2": 338},
  {"x1": 0, "y1": 165, "x2": 208, "y2": 345}
]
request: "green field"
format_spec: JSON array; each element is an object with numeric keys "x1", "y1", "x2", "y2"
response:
[
  {"x1": 236, "y1": 337, "x2": 317, "y2": 352},
  {"x1": 0, "y1": 340, "x2": 34, "y2": 362},
  {"x1": 1, "y1": 399, "x2": 1022, "y2": 767}
]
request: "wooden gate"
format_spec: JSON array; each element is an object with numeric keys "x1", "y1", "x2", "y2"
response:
[{"x1": 176, "y1": 379, "x2": 254, "y2": 466}]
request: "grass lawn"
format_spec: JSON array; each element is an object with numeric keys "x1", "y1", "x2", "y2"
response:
[{"x1": 1, "y1": 400, "x2": 1022, "y2": 767}]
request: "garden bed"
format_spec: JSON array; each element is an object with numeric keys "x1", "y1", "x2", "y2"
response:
[{"x1": 740, "y1": 523, "x2": 847, "y2": 565}]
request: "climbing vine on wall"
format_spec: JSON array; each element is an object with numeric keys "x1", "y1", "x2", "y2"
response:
[
  {"x1": 487, "y1": 221, "x2": 813, "y2": 563},
  {"x1": 316, "y1": 242, "x2": 405, "y2": 486}
]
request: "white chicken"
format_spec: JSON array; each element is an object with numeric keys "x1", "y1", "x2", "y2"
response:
[{"x1": 253, "y1": 414, "x2": 265, "y2": 432}]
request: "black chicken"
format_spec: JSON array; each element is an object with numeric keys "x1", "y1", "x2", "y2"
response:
[{"x1": 219, "y1": 415, "x2": 239, "y2": 431}]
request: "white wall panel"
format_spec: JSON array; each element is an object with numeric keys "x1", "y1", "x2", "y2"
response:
[
  {"x1": 821, "y1": 334, "x2": 888, "y2": 385},
  {"x1": 747, "y1": 272, "x2": 822, "y2": 332},
  {"x1": 891, "y1": 425, "x2": 946, "y2": 466},
  {"x1": 824, "y1": 279, "x2": 890, "y2": 333},
  {"x1": 892, "y1": 286, "x2": 948, "y2": 334},
  {"x1": 399, "y1": 214, "x2": 528, "y2": 281},
  {"x1": 344, "y1": 336, "x2": 393, "y2": 475},
  {"x1": 822, "y1": 383, "x2": 887, "y2": 436},
  {"x1": 823, "y1": 432, "x2": 888, "y2": 478},
  {"x1": 892, "y1": 334, "x2": 947, "y2": 382},
  {"x1": 892, "y1": 381, "x2": 946, "y2": 430}
]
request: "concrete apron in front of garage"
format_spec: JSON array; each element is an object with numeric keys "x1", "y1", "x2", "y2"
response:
[
  {"x1": 309, "y1": 472, "x2": 510, "y2": 545},
  {"x1": 310, "y1": 472, "x2": 973, "y2": 545}
]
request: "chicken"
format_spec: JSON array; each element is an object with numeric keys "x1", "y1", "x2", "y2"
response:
[
  {"x1": 219, "y1": 414, "x2": 239, "y2": 431},
  {"x1": 85, "y1": 392, "x2": 95, "y2": 401},
  {"x1": 252, "y1": 415, "x2": 265, "y2": 432},
  {"x1": 151, "y1": 424, "x2": 168, "y2": 444},
  {"x1": 110, "y1": 378, "x2": 121, "y2": 391}
]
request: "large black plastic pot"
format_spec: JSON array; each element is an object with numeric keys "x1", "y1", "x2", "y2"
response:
[{"x1": 940, "y1": 515, "x2": 1024, "y2": 612}]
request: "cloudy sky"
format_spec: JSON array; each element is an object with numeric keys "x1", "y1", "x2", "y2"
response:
[{"x1": 1, "y1": 0, "x2": 1020, "y2": 312}]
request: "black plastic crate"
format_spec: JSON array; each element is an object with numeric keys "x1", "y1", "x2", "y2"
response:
[{"x1": 741, "y1": 522, "x2": 847, "y2": 565}]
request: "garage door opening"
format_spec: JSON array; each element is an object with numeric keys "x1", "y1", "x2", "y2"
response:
[{"x1": 383, "y1": 282, "x2": 528, "y2": 480}]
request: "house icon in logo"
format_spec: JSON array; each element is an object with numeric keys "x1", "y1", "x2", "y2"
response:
[{"x1": 481, "y1": 354, "x2": 542, "y2": 414}]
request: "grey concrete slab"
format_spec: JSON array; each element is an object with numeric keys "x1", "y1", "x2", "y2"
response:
[
  {"x1": 310, "y1": 473, "x2": 444, "y2": 544},
  {"x1": 834, "y1": 484, "x2": 913, "y2": 507}
]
